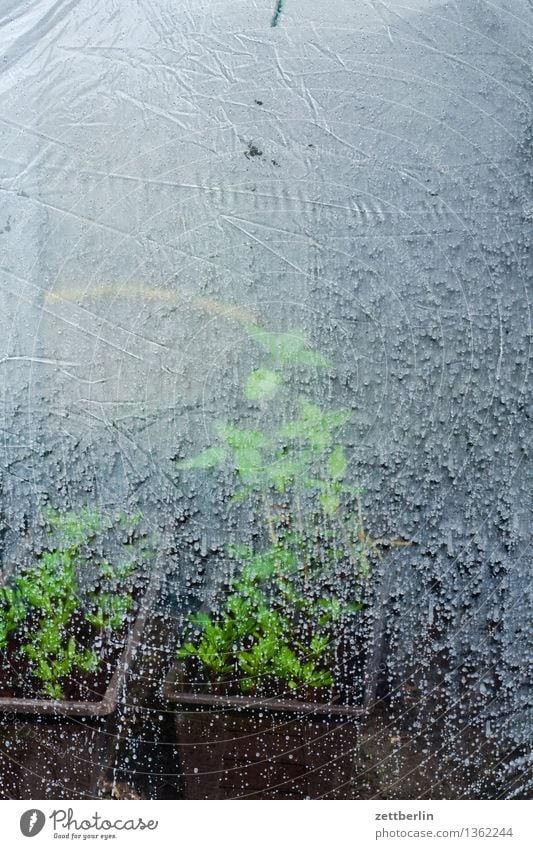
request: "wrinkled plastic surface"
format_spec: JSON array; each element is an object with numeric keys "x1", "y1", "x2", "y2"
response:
[{"x1": 0, "y1": 0, "x2": 531, "y2": 797}]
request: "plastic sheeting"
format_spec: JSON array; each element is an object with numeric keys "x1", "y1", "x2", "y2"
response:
[{"x1": 0, "y1": 0, "x2": 531, "y2": 780}]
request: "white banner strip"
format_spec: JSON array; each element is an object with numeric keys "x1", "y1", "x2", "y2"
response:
[{"x1": 2, "y1": 799, "x2": 531, "y2": 848}]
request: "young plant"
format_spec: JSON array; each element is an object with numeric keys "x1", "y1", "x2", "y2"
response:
[
  {"x1": 175, "y1": 323, "x2": 402, "y2": 697},
  {"x1": 177, "y1": 546, "x2": 362, "y2": 695},
  {"x1": 0, "y1": 509, "x2": 150, "y2": 699},
  {"x1": 0, "y1": 586, "x2": 26, "y2": 651}
]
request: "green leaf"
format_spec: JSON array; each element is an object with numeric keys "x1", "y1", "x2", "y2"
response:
[
  {"x1": 345, "y1": 601, "x2": 363, "y2": 614},
  {"x1": 79, "y1": 649, "x2": 99, "y2": 673},
  {"x1": 217, "y1": 425, "x2": 266, "y2": 450},
  {"x1": 279, "y1": 401, "x2": 349, "y2": 452},
  {"x1": 177, "y1": 642, "x2": 197, "y2": 658},
  {"x1": 328, "y1": 445, "x2": 347, "y2": 480},
  {"x1": 265, "y1": 457, "x2": 306, "y2": 492},
  {"x1": 189, "y1": 611, "x2": 211, "y2": 630},
  {"x1": 234, "y1": 447, "x2": 263, "y2": 480},
  {"x1": 246, "y1": 325, "x2": 329, "y2": 367},
  {"x1": 44, "y1": 682, "x2": 63, "y2": 700},
  {"x1": 245, "y1": 368, "x2": 282, "y2": 401},
  {"x1": 309, "y1": 634, "x2": 330, "y2": 656},
  {"x1": 247, "y1": 325, "x2": 306, "y2": 359},
  {"x1": 242, "y1": 552, "x2": 277, "y2": 580},
  {"x1": 325, "y1": 409, "x2": 351, "y2": 429},
  {"x1": 226, "y1": 543, "x2": 252, "y2": 560},
  {"x1": 176, "y1": 445, "x2": 227, "y2": 470},
  {"x1": 320, "y1": 493, "x2": 340, "y2": 514}
]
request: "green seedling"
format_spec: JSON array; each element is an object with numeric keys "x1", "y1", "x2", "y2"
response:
[
  {"x1": 0, "y1": 509, "x2": 149, "y2": 699},
  {"x1": 175, "y1": 323, "x2": 406, "y2": 696}
]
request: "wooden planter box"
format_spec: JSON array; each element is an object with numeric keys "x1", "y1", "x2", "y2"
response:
[
  {"x1": 0, "y1": 579, "x2": 158, "y2": 798},
  {"x1": 164, "y1": 663, "x2": 366, "y2": 799}
]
